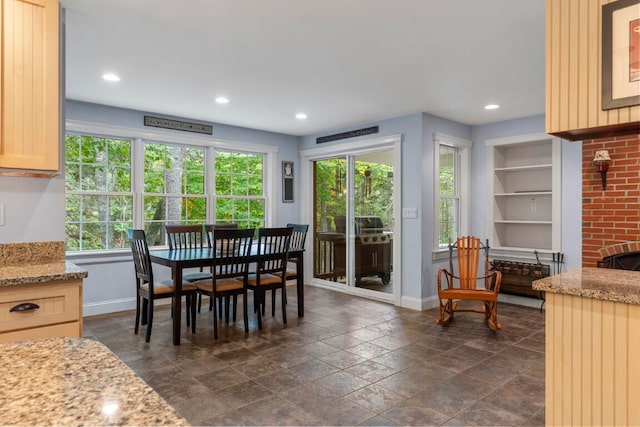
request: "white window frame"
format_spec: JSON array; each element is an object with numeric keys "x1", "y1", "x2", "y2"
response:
[
  {"x1": 65, "y1": 120, "x2": 277, "y2": 255},
  {"x1": 433, "y1": 133, "x2": 471, "y2": 254}
]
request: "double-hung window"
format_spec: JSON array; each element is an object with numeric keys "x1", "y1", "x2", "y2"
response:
[
  {"x1": 215, "y1": 151, "x2": 265, "y2": 229},
  {"x1": 143, "y1": 142, "x2": 207, "y2": 246},
  {"x1": 65, "y1": 135, "x2": 133, "y2": 251},
  {"x1": 434, "y1": 134, "x2": 471, "y2": 250},
  {"x1": 64, "y1": 128, "x2": 269, "y2": 252}
]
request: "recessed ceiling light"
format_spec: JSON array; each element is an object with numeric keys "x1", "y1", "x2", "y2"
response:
[
  {"x1": 215, "y1": 96, "x2": 229, "y2": 104},
  {"x1": 295, "y1": 113, "x2": 307, "y2": 120},
  {"x1": 102, "y1": 73, "x2": 120, "y2": 82},
  {"x1": 484, "y1": 104, "x2": 500, "y2": 110}
]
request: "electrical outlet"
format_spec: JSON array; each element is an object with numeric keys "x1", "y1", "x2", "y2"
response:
[
  {"x1": 402, "y1": 208, "x2": 418, "y2": 219},
  {"x1": 529, "y1": 200, "x2": 536, "y2": 213}
]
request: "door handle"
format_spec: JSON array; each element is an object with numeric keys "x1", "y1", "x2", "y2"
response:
[{"x1": 10, "y1": 302, "x2": 40, "y2": 312}]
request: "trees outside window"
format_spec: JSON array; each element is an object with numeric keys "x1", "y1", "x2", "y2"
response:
[
  {"x1": 143, "y1": 142, "x2": 206, "y2": 246},
  {"x1": 65, "y1": 135, "x2": 133, "y2": 251},
  {"x1": 65, "y1": 133, "x2": 267, "y2": 252},
  {"x1": 215, "y1": 151, "x2": 265, "y2": 230},
  {"x1": 434, "y1": 134, "x2": 471, "y2": 249}
]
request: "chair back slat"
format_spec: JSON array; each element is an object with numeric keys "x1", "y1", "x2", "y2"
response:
[
  {"x1": 165, "y1": 224, "x2": 205, "y2": 250},
  {"x1": 205, "y1": 223, "x2": 238, "y2": 248},
  {"x1": 128, "y1": 229, "x2": 154, "y2": 288},
  {"x1": 286, "y1": 223, "x2": 309, "y2": 251},
  {"x1": 456, "y1": 236, "x2": 482, "y2": 289},
  {"x1": 212, "y1": 228, "x2": 254, "y2": 279},
  {"x1": 257, "y1": 227, "x2": 292, "y2": 274}
]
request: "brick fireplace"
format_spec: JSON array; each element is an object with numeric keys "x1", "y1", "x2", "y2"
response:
[{"x1": 582, "y1": 135, "x2": 640, "y2": 267}]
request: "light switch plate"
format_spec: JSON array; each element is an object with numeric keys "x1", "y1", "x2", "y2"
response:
[{"x1": 0, "y1": 204, "x2": 5, "y2": 226}]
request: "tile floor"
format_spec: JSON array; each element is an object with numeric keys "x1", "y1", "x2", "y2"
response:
[{"x1": 83, "y1": 285, "x2": 545, "y2": 426}]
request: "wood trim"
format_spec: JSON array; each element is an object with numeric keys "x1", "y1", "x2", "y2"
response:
[{"x1": 546, "y1": 0, "x2": 640, "y2": 139}]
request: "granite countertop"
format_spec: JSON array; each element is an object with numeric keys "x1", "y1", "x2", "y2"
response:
[
  {"x1": 533, "y1": 267, "x2": 640, "y2": 305},
  {"x1": 0, "y1": 260, "x2": 88, "y2": 287},
  {"x1": 0, "y1": 241, "x2": 87, "y2": 286},
  {"x1": 0, "y1": 338, "x2": 188, "y2": 426}
]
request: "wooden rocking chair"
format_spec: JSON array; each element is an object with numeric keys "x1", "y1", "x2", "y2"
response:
[{"x1": 436, "y1": 236, "x2": 502, "y2": 331}]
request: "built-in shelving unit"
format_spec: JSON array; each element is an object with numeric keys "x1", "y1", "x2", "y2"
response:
[{"x1": 486, "y1": 133, "x2": 562, "y2": 258}]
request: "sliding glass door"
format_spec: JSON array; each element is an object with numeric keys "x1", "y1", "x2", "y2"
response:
[{"x1": 312, "y1": 149, "x2": 394, "y2": 295}]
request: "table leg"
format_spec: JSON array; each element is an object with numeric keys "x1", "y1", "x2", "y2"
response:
[
  {"x1": 173, "y1": 267, "x2": 183, "y2": 345},
  {"x1": 296, "y1": 255, "x2": 304, "y2": 317}
]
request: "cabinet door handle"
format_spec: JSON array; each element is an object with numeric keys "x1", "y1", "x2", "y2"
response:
[{"x1": 10, "y1": 302, "x2": 40, "y2": 312}]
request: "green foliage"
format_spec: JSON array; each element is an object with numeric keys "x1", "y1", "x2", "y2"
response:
[
  {"x1": 314, "y1": 158, "x2": 394, "y2": 233},
  {"x1": 65, "y1": 136, "x2": 266, "y2": 251}
]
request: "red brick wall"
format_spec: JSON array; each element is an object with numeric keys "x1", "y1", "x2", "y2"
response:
[{"x1": 582, "y1": 135, "x2": 640, "y2": 267}]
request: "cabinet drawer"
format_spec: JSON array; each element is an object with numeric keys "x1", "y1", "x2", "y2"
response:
[
  {"x1": 0, "y1": 281, "x2": 81, "y2": 333},
  {"x1": 0, "y1": 322, "x2": 81, "y2": 345}
]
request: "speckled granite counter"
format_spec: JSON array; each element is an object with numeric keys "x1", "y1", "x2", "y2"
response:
[
  {"x1": 532, "y1": 267, "x2": 640, "y2": 305},
  {"x1": 0, "y1": 241, "x2": 87, "y2": 286},
  {"x1": 0, "y1": 260, "x2": 87, "y2": 286},
  {"x1": 0, "y1": 338, "x2": 188, "y2": 426}
]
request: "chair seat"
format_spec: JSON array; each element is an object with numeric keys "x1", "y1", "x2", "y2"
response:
[
  {"x1": 247, "y1": 273, "x2": 283, "y2": 286},
  {"x1": 439, "y1": 288, "x2": 498, "y2": 302},
  {"x1": 142, "y1": 280, "x2": 197, "y2": 295},
  {"x1": 195, "y1": 277, "x2": 244, "y2": 293},
  {"x1": 183, "y1": 272, "x2": 213, "y2": 282},
  {"x1": 274, "y1": 268, "x2": 297, "y2": 279}
]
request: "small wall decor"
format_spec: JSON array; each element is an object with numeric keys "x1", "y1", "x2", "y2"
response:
[
  {"x1": 282, "y1": 161, "x2": 294, "y2": 202},
  {"x1": 601, "y1": 0, "x2": 640, "y2": 110}
]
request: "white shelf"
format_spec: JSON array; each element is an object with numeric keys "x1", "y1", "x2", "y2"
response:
[
  {"x1": 494, "y1": 164, "x2": 552, "y2": 172},
  {"x1": 494, "y1": 220, "x2": 552, "y2": 224},
  {"x1": 486, "y1": 133, "x2": 561, "y2": 254},
  {"x1": 494, "y1": 192, "x2": 552, "y2": 196}
]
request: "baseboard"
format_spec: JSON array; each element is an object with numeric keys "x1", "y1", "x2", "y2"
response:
[
  {"x1": 400, "y1": 295, "x2": 439, "y2": 311},
  {"x1": 83, "y1": 298, "x2": 137, "y2": 317}
]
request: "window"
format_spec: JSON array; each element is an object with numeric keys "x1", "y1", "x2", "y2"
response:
[
  {"x1": 434, "y1": 134, "x2": 471, "y2": 249},
  {"x1": 64, "y1": 128, "x2": 269, "y2": 252},
  {"x1": 143, "y1": 142, "x2": 206, "y2": 246},
  {"x1": 215, "y1": 151, "x2": 265, "y2": 229},
  {"x1": 65, "y1": 135, "x2": 133, "y2": 251}
]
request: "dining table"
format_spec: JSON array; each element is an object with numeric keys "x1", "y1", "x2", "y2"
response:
[{"x1": 149, "y1": 246, "x2": 304, "y2": 345}]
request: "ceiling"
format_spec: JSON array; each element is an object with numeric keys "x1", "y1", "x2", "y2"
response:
[{"x1": 62, "y1": 0, "x2": 546, "y2": 137}]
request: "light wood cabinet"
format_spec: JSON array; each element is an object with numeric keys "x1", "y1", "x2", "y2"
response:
[
  {"x1": 486, "y1": 133, "x2": 562, "y2": 257},
  {"x1": 0, "y1": 279, "x2": 82, "y2": 344},
  {"x1": 0, "y1": 0, "x2": 59, "y2": 173},
  {"x1": 546, "y1": 0, "x2": 640, "y2": 140}
]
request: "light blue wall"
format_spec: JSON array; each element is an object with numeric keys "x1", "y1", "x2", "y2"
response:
[
  {"x1": 66, "y1": 100, "x2": 302, "y2": 315},
  {"x1": 471, "y1": 115, "x2": 582, "y2": 270},
  {"x1": 60, "y1": 102, "x2": 583, "y2": 315},
  {"x1": 300, "y1": 112, "x2": 472, "y2": 304},
  {"x1": 421, "y1": 114, "x2": 472, "y2": 300},
  {"x1": 66, "y1": 100, "x2": 301, "y2": 226}
]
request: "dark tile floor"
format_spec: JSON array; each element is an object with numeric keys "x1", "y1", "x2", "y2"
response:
[{"x1": 83, "y1": 285, "x2": 545, "y2": 426}]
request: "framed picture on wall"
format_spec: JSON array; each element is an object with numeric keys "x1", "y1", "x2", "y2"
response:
[
  {"x1": 282, "y1": 161, "x2": 294, "y2": 203},
  {"x1": 601, "y1": 0, "x2": 640, "y2": 110}
]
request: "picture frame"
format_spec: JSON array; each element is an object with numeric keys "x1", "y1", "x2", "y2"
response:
[
  {"x1": 601, "y1": 0, "x2": 640, "y2": 110},
  {"x1": 282, "y1": 161, "x2": 294, "y2": 203}
]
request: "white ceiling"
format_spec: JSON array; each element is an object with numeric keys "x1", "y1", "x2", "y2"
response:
[{"x1": 62, "y1": 0, "x2": 546, "y2": 137}]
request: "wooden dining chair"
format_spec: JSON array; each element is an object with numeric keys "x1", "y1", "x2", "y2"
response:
[
  {"x1": 165, "y1": 224, "x2": 212, "y2": 283},
  {"x1": 246, "y1": 227, "x2": 292, "y2": 330},
  {"x1": 200, "y1": 223, "x2": 239, "y2": 315},
  {"x1": 192, "y1": 228, "x2": 254, "y2": 339},
  {"x1": 436, "y1": 236, "x2": 502, "y2": 331},
  {"x1": 271, "y1": 223, "x2": 308, "y2": 309},
  {"x1": 127, "y1": 229, "x2": 197, "y2": 342}
]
